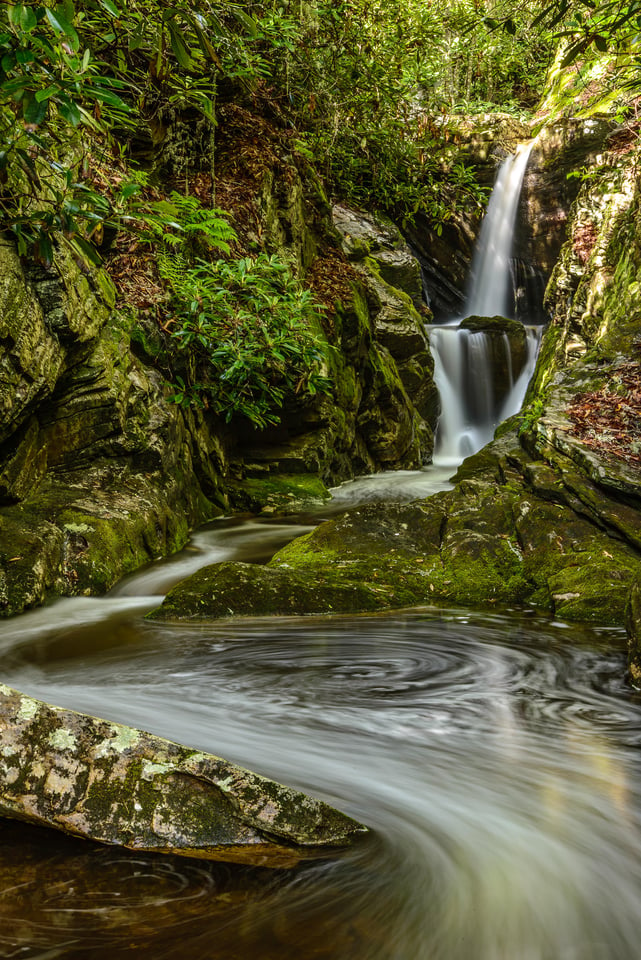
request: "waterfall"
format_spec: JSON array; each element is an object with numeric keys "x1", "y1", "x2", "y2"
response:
[
  {"x1": 466, "y1": 142, "x2": 533, "y2": 318},
  {"x1": 427, "y1": 142, "x2": 542, "y2": 469},
  {"x1": 429, "y1": 324, "x2": 541, "y2": 466}
]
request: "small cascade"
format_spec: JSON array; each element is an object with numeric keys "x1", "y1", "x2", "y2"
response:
[
  {"x1": 429, "y1": 323, "x2": 541, "y2": 466},
  {"x1": 427, "y1": 142, "x2": 542, "y2": 469}
]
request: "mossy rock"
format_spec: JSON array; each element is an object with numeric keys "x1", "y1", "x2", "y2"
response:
[
  {"x1": 0, "y1": 684, "x2": 367, "y2": 865},
  {"x1": 0, "y1": 466, "x2": 215, "y2": 614},
  {"x1": 226, "y1": 473, "x2": 331, "y2": 514},
  {"x1": 460, "y1": 315, "x2": 525, "y2": 338},
  {"x1": 627, "y1": 583, "x2": 641, "y2": 684},
  {"x1": 148, "y1": 465, "x2": 641, "y2": 627},
  {"x1": 547, "y1": 557, "x2": 637, "y2": 624},
  {"x1": 147, "y1": 559, "x2": 419, "y2": 620}
]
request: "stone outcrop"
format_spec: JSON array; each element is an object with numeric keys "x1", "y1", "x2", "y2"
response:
[
  {"x1": 0, "y1": 684, "x2": 366, "y2": 865},
  {"x1": 148, "y1": 436, "x2": 640, "y2": 626},
  {"x1": 513, "y1": 117, "x2": 617, "y2": 321},
  {"x1": 331, "y1": 204, "x2": 424, "y2": 310},
  {"x1": 331, "y1": 204, "x2": 439, "y2": 438},
  {"x1": 0, "y1": 238, "x2": 221, "y2": 615}
]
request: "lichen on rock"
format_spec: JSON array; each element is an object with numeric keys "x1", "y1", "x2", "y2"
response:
[{"x1": 0, "y1": 685, "x2": 367, "y2": 866}]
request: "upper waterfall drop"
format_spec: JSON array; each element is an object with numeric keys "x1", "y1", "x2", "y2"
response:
[{"x1": 465, "y1": 141, "x2": 534, "y2": 319}]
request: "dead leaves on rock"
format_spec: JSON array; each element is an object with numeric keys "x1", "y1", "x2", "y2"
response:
[{"x1": 567, "y1": 361, "x2": 641, "y2": 467}]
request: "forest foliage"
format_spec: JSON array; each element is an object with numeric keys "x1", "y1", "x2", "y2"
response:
[{"x1": 0, "y1": 0, "x2": 639, "y2": 424}]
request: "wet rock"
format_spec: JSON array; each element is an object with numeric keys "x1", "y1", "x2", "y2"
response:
[
  {"x1": 402, "y1": 208, "x2": 475, "y2": 321},
  {"x1": 0, "y1": 463, "x2": 213, "y2": 615},
  {"x1": 226, "y1": 473, "x2": 331, "y2": 514},
  {"x1": 460, "y1": 315, "x2": 525, "y2": 338},
  {"x1": 149, "y1": 433, "x2": 641, "y2": 627},
  {"x1": 332, "y1": 204, "x2": 424, "y2": 310},
  {"x1": 0, "y1": 684, "x2": 367, "y2": 866},
  {"x1": 627, "y1": 583, "x2": 641, "y2": 686},
  {"x1": 459, "y1": 314, "x2": 530, "y2": 401},
  {"x1": 520, "y1": 118, "x2": 616, "y2": 282}
]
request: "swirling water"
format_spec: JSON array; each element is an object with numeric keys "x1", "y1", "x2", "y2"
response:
[{"x1": 0, "y1": 499, "x2": 640, "y2": 960}]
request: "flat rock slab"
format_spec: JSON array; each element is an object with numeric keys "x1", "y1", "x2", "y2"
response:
[{"x1": 0, "y1": 685, "x2": 367, "y2": 867}]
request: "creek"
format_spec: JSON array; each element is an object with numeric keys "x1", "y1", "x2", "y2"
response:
[
  {"x1": 0, "y1": 509, "x2": 640, "y2": 960},
  {"x1": 2, "y1": 147, "x2": 641, "y2": 960}
]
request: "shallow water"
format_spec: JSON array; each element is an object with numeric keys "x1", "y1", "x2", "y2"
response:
[{"x1": 0, "y1": 497, "x2": 640, "y2": 960}]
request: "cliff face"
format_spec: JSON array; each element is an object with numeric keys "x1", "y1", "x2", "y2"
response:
[
  {"x1": 522, "y1": 128, "x2": 641, "y2": 671},
  {"x1": 0, "y1": 238, "x2": 216, "y2": 614},
  {"x1": 0, "y1": 104, "x2": 436, "y2": 614}
]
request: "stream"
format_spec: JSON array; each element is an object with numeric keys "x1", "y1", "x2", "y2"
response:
[
  {"x1": 3, "y1": 145, "x2": 641, "y2": 959},
  {"x1": 0, "y1": 496, "x2": 640, "y2": 960}
]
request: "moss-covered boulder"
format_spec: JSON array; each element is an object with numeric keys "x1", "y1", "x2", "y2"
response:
[
  {"x1": 459, "y1": 314, "x2": 525, "y2": 337},
  {"x1": 226, "y1": 473, "x2": 331, "y2": 515},
  {"x1": 0, "y1": 684, "x2": 367, "y2": 866},
  {"x1": 0, "y1": 235, "x2": 228, "y2": 613},
  {"x1": 0, "y1": 463, "x2": 213, "y2": 615},
  {"x1": 332, "y1": 204, "x2": 424, "y2": 310},
  {"x1": 149, "y1": 435, "x2": 641, "y2": 625}
]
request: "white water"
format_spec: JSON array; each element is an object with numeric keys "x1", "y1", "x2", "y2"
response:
[
  {"x1": 429, "y1": 322, "x2": 542, "y2": 467},
  {"x1": 466, "y1": 141, "x2": 533, "y2": 318},
  {"x1": 427, "y1": 142, "x2": 541, "y2": 469}
]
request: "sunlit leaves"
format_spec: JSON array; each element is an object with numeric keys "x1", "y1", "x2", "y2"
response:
[{"x1": 533, "y1": 0, "x2": 641, "y2": 113}]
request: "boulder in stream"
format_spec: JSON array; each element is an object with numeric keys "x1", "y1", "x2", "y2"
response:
[
  {"x1": 459, "y1": 314, "x2": 530, "y2": 399},
  {"x1": 147, "y1": 435, "x2": 641, "y2": 628},
  {"x1": 0, "y1": 685, "x2": 367, "y2": 867}
]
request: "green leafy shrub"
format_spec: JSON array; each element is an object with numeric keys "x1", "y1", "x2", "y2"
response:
[{"x1": 159, "y1": 250, "x2": 331, "y2": 428}]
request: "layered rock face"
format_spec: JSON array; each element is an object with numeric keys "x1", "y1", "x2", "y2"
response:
[
  {"x1": 0, "y1": 239, "x2": 218, "y2": 615},
  {"x1": 514, "y1": 117, "x2": 617, "y2": 322}
]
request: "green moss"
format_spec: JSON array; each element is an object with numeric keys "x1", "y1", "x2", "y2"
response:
[
  {"x1": 145, "y1": 466, "x2": 641, "y2": 626},
  {"x1": 627, "y1": 583, "x2": 641, "y2": 684},
  {"x1": 58, "y1": 499, "x2": 194, "y2": 594},
  {"x1": 336, "y1": 282, "x2": 373, "y2": 345},
  {"x1": 93, "y1": 269, "x2": 117, "y2": 309},
  {"x1": 147, "y1": 559, "x2": 405, "y2": 620},
  {"x1": 438, "y1": 534, "x2": 529, "y2": 604},
  {"x1": 547, "y1": 557, "x2": 637, "y2": 623},
  {"x1": 227, "y1": 473, "x2": 331, "y2": 514}
]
